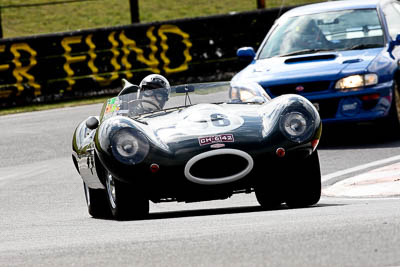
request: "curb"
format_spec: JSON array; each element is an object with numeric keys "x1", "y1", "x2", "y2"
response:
[{"x1": 322, "y1": 162, "x2": 400, "y2": 198}]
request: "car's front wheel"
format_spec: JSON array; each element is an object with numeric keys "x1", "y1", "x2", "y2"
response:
[
  {"x1": 105, "y1": 171, "x2": 149, "y2": 220},
  {"x1": 384, "y1": 80, "x2": 400, "y2": 135},
  {"x1": 83, "y1": 182, "x2": 111, "y2": 218},
  {"x1": 254, "y1": 173, "x2": 285, "y2": 210},
  {"x1": 285, "y1": 151, "x2": 321, "y2": 208}
]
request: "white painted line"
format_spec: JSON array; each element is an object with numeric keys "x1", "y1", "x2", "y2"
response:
[{"x1": 322, "y1": 155, "x2": 400, "y2": 182}]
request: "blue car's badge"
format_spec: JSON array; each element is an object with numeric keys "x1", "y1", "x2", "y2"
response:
[
  {"x1": 340, "y1": 97, "x2": 362, "y2": 116},
  {"x1": 295, "y1": 85, "x2": 305, "y2": 92}
]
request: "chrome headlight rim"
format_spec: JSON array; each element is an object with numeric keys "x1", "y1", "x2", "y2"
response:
[
  {"x1": 279, "y1": 110, "x2": 314, "y2": 143},
  {"x1": 111, "y1": 128, "x2": 149, "y2": 165},
  {"x1": 335, "y1": 73, "x2": 378, "y2": 90}
]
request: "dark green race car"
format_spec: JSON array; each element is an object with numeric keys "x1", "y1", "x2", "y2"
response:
[{"x1": 72, "y1": 80, "x2": 322, "y2": 220}]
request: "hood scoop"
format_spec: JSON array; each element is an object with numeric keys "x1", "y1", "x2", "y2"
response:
[
  {"x1": 342, "y1": 58, "x2": 363, "y2": 64},
  {"x1": 285, "y1": 54, "x2": 336, "y2": 64}
]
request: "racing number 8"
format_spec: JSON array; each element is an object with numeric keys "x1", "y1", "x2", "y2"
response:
[{"x1": 210, "y1": 113, "x2": 231, "y2": 127}]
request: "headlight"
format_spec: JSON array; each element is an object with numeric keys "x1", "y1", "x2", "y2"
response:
[
  {"x1": 335, "y1": 74, "x2": 378, "y2": 90},
  {"x1": 280, "y1": 111, "x2": 314, "y2": 143},
  {"x1": 111, "y1": 128, "x2": 149, "y2": 165}
]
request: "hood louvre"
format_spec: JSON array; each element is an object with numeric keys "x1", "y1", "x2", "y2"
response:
[{"x1": 285, "y1": 54, "x2": 336, "y2": 63}]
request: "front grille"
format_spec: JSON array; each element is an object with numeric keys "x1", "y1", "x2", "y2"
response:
[
  {"x1": 190, "y1": 154, "x2": 248, "y2": 179},
  {"x1": 266, "y1": 81, "x2": 332, "y2": 96},
  {"x1": 315, "y1": 98, "x2": 340, "y2": 119}
]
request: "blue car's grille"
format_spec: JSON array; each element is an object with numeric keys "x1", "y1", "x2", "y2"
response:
[
  {"x1": 266, "y1": 81, "x2": 332, "y2": 96},
  {"x1": 315, "y1": 98, "x2": 340, "y2": 119}
]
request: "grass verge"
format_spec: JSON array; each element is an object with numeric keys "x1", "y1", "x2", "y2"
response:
[{"x1": 2, "y1": 0, "x2": 322, "y2": 38}]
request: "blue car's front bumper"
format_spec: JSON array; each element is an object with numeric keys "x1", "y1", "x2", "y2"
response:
[{"x1": 266, "y1": 80, "x2": 394, "y2": 124}]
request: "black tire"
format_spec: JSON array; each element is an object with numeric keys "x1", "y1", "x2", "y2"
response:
[
  {"x1": 105, "y1": 171, "x2": 149, "y2": 220},
  {"x1": 383, "y1": 80, "x2": 400, "y2": 135},
  {"x1": 285, "y1": 151, "x2": 321, "y2": 208},
  {"x1": 83, "y1": 182, "x2": 112, "y2": 218},
  {"x1": 254, "y1": 172, "x2": 285, "y2": 209}
]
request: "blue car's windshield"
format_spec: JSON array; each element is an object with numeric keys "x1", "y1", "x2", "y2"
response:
[
  {"x1": 259, "y1": 8, "x2": 385, "y2": 59},
  {"x1": 100, "y1": 81, "x2": 270, "y2": 120}
]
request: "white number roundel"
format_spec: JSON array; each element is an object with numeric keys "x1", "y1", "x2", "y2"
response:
[{"x1": 176, "y1": 104, "x2": 244, "y2": 135}]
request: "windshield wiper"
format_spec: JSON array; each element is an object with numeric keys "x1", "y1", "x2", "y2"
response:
[
  {"x1": 279, "y1": 48, "x2": 334, "y2": 57},
  {"x1": 343, "y1": 44, "x2": 383, "y2": 50}
]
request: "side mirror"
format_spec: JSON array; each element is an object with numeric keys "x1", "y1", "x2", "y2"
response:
[
  {"x1": 86, "y1": 116, "x2": 99, "y2": 130},
  {"x1": 175, "y1": 84, "x2": 195, "y2": 93},
  {"x1": 237, "y1": 47, "x2": 256, "y2": 63},
  {"x1": 388, "y1": 34, "x2": 400, "y2": 54},
  {"x1": 396, "y1": 34, "x2": 400, "y2": 45}
]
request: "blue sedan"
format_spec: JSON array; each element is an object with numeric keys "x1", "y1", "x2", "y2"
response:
[{"x1": 233, "y1": 0, "x2": 400, "y2": 128}]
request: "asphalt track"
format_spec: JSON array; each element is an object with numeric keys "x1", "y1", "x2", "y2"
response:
[{"x1": 1, "y1": 104, "x2": 400, "y2": 266}]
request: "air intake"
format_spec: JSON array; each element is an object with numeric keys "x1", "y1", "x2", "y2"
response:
[
  {"x1": 285, "y1": 54, "x2": 336, "y2": 63},
  {"x1": 184, "y1": 149, "x2": 254, "y2": 185}
]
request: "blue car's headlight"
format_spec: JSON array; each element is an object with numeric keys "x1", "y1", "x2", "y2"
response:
[
  {"x1": 335, "y1": 74, "x2": 378, "y2": 90},
  {"x1": 279, "y1": 111, "x2": 314, "y2": 143},
  {"x1": 111, "y1": 128, "x2": 149, "y2": 165}
]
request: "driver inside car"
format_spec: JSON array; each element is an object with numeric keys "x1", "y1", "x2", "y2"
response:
[
  {"x1": 138, "y1": 74, "x2": 171, "y2": 110},
  {"x1": 119, "y1": 74, "x2": 171, "y2": 116},
  {"x1": 280, "y1": 18, "x2": 329, "y2": 54}
]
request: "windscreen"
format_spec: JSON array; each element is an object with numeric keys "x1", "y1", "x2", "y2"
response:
[
  {"x1": 100, "y1": 81, "x2": 270, "y2": 121},
  {"x1": 259, "y1": 8, "x2": 384, "y2": 58}
]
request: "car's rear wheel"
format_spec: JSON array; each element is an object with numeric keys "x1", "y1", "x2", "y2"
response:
[
  {"x1": 105, "y1": 171, "x2": 149, "y2": 220},
  {"x1": 83, "y1": 182, "x2": 111, "y2": 218},
  {"x1": 285, "y1": 151, "x2": 321, "y2": 208}
]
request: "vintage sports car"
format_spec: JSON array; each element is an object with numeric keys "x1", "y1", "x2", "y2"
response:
[
  {"x1": 72, "y1": 80, "x2": 322, "y2": 220},
  {"x1": 234, "y1": 0, "x2": 400, "y2": 128}
]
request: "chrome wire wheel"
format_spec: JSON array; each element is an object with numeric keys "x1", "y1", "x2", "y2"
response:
[{"x1": 106, "y1": 172, "x2": 117, "y2": 209}]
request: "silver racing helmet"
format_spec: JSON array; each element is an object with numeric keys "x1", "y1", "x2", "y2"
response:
[{"x1": 138, "y1": 74, "x2": 171, "y2": 108}]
